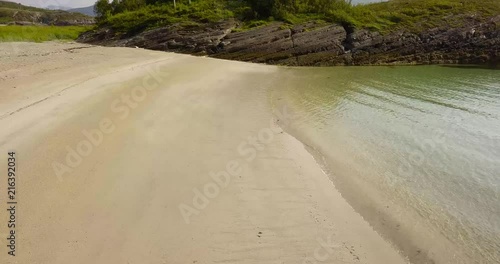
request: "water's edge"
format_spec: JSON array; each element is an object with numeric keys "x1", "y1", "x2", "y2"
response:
[
  {"x1": 266, "y1": 71, "x2": 483, "y2": 264},
  {"x1": 277, "y1": 122, "x2": 443, "y2": 263}
]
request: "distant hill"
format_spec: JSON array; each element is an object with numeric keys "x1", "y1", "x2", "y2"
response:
[
  {"x1": 0, "y1": 0, "x2": 94, "y2": 25},
  {"x1": 45, "y1": 5, "x2": 71, "y2": 11},
  {"x1": 68, "y1": 5, "x2": 95, "y2": 17}
]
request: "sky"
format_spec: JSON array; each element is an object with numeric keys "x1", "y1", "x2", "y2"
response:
[{"x1": 7, "y1": 0, "x2": 383, "y2": 9}]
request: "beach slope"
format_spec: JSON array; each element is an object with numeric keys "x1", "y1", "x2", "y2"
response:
[{"x1": 0, "y1": 42, "x2": 406, "y2": 264}]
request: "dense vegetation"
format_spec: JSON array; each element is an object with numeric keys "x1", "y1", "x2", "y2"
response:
[
  {"x1": 0, "y1": 0, "x2": 92, "y2": 24},
  {"x1": 94, "y1": 0, "x2": 500, "y2": 35},
  {"x1": 0, "y1": 25, "x2": 91, "y2": 42}
]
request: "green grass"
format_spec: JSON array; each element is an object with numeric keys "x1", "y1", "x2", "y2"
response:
[
  {"x1": 97, "y1": 0, "x2": 500, "y2": 36},
  {"x1": 102, "y1": 0, "x2": 238, "y2": 35},
  {"x1": 264, "y1": 0, "x2": 500, "y2": 33},
  {"x1": 331, "y1": 0, "x2": 500, "y2": 33},
  {"x1": 257, "y1": 0, "x2": 500, "y2": 33},
  {"x1": 0, "y1": 26, "x2": 92, "y2": 42}
]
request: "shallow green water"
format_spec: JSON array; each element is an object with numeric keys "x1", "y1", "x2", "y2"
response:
[{"x1": 273, "y1": 66, "x2": 500, "y2": 263}]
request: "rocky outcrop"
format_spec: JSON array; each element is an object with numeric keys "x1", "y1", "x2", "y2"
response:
[
  {"x1": 49, "y1": 19, "x2": 95, "y2": 26},
  {"x1": 341, "y1": 15, "x2": 500, "y2": 66},
  {"x1": 213, "y1": 22, "x2": 348, "y2": 65},
  {"x1": 2, "y1": 7, "x2": 94, "y2": 26},
  {"x1": 78, "y1": 20, "x2": 237, "y2": 53},
  {"x1": 77, "y1": 15, "x2": 500, "y2": 67}
]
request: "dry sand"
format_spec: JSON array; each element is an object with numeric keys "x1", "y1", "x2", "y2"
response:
[{"x1": 0, "y1": 42, "x2": 407, "y2": 264}]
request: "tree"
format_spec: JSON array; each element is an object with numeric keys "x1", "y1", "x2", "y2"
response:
[
  {"x1": 146, "y1": 0, "x2": 178, "y2": 8},
  {"x1": 111, "y1": 0, "x2": 146, "y2": 13},
  {"x1": 94, "y1": 0, "x2": 112, "y2": 22},
  {"x1": 246, "y1": 0, "x2": 274, "y2": 17}
]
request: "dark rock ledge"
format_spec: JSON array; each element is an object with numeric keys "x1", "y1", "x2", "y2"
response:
[{"x1": 77, "y1": 15, "x2": 500, "y2": 67}]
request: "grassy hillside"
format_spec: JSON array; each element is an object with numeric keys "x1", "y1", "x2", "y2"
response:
[
  {"x1": 0, "y1": 1, "x2": 42, "y2": 11},
  {"x1": 346, "y1": 0, "x2": 500, "y2": 32},
  {"x1": 101, "y1": 1, "x2": 236, "y2": 34},
  {"x1": 0, "y1": 0, "x2": 93, "y2": 24},
  {"x1": 94, "y1": 0, "x2": 500, "y2": 36}
]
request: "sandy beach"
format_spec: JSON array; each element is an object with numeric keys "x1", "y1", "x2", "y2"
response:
[{"x1": 0, "y1": 42, "x2": 407, "y2": 264}]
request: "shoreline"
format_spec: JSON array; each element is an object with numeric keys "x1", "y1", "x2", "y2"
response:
[
  {"x1": 268, "y1": 67, "x2": 497, "y2": 264},
  {"x1": 0, "y1": 42, "x2": 407, "y2": 264},
  {"x1": 276, "y1": 123, "x2": 472, "y2": 264}
]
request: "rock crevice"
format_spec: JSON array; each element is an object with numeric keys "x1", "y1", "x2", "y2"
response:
[{"x1": 77, "y1": 15, "x2": 500, "y2": 67}]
